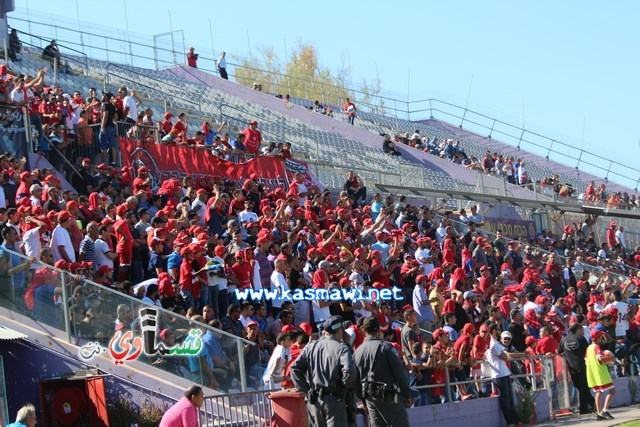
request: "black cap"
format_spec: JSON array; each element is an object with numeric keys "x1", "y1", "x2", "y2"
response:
[{"x1": 322, "y1": 316, "x2": 344, "y2": 333}]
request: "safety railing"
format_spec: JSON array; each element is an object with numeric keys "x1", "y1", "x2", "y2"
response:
[
  {"x1": 0, "y1": 246, "x2": 256, "y2": 392},
  {"x1": 200, "y1": 387, "x2": 277, "y2": 427},
  {"x1": 9, "y1": 13, "x2": 640, "y2": 192},
  {"x1": 104, "y1": 63, "x2": 204, "y2": 114}
]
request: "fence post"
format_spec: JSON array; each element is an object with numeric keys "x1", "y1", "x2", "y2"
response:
[
  {"x1": 60, "y1": 273, "x2": 72, "y2": 343},
  {"x1": 236, "y1": 340, "x2": 247, "y2": 392},
  {"x1": 562, "y1": 357, "x2": 570, "y2": 411},
  {"x1": 444, "y1": 367, "x2": 453, "y2": 403}
]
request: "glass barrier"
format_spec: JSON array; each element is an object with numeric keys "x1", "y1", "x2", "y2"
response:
[{"x1": 0, "y1": 246, "x2": 254, "y2": 392}]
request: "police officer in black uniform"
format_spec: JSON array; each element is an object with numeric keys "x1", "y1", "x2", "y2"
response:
[
  {"x1": 354, "y1": 316, "x2": 411, "y2": 427},
  {"x1": 290, "y1": 315, "x2": 355, "y2": 427},
  {"x1": 558, "y1": 320, "x2": 595, "y2": 414}
]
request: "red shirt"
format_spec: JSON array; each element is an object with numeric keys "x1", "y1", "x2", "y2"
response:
[
  {"x1": 133, "y1": 177, "x2": 150, "y2": 194},
  {"x1": 114, "y1": 219, "x2": 133, "y2": 254},
  {"x1": 241, "y1": 128, "x2": 262, "y2": 154},
  {"x1": 179, "y1": 258, "x2": 200, "y2": 296},
  {"x1": 370, "y1": 260, "x2": 390, "y2": 288},
  {"x1": 162, "y1": 119, "x2": 173, "y2": 134},
  {"x1": 471, "y1": 334, "x2": 488, "y2": 360},
  {"x1": 535, "y1": 336, "x2": 559, "y2": 355},
  {"x1": 454, "y1": 333, "x2": 472, "y2": 360},
  {"x1": 232, "y1": 261, "x2": 252, "y2": 290},
  {"x1": 312, "y1": 269, "x2": 328, "y2": 289},
  {"x1": 172, "y1": 120, "x2": 186, "y2": 136}
]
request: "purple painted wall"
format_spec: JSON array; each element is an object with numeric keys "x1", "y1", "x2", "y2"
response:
[{"x1": 0, "y1": 339, "x2": 176, "y2": 424}]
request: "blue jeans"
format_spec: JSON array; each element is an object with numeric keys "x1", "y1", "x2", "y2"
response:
[
  {"x1": 99, "y1": 126, "x2": 117, "y2": 150},
  {"x1": 206, "y1": 285, "x2": 220, "y2": 318},
  {"x1": 494, "y1": 376, "x2": 519, "y2": 425},
  {"x1": 181, "y1": 290, "x2": 194, "y2": 311}
]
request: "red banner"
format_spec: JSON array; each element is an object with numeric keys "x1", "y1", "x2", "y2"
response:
[{"x1": 119, "y1": 139, "x2": 320, "y2": 191}]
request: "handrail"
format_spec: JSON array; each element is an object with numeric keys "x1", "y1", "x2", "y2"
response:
[
  {"x1": 104, "y1": 63, "x2": 202, "y2": 113},
  {"x1": 10, "y1": 26, "x2": 89, "y2": 75},
  {"x1": 9, "y1": 15, "x2": 640, "y2": 191}
]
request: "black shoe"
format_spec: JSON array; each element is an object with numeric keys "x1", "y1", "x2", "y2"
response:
[
  {"x1": 596, "y1": 413, "x2": 607, "y2": 421},
  {"x1": 602, "y1": 411, "x2": 614, "y2": 420}
]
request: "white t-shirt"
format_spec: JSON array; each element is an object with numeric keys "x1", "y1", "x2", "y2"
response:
[
  {"x1": 313, "y1": 299, "x2": 332, "y2": 323},
  {"x1": 133, "y1": 278, "x2": 158, "y2": 296},
  {"x1": 263, "y1": 344, "x2": 289, "y2": 389},
  {"x1": 615, "y1": 230, "x2": 626, "y2": 248},
  {"x1": 10, "y1": 87, "x2": 24, "y2": 104},
  {"x1": 487, "y1": 338, "x2": 511, "y2": 379},
  {"x1": 295, "y1": 183, "x2": 308, "y2": 206},
  {"x1": 270, "y1": 270, "x2": 289, "y2": 309},
  {"x1": 94, "y1": 238, "x2": 113, "y2": 269},
  {"x1": 206, "y1": 255, "x2": 227, "y2": 290},
  {"x1": 22, "y1": 228, "x2": 42, "y2": 269},
  {"x1": 51, "y1": 225, "x2": 75, "y2": 262},
  {"x1": 123, "y1": 95, "x2": 138, "y2": 121},
  {"x1": 238, "y1": 210, "x2": 258, "y2": 224},
  {"x1": 605, "y1": 301, "x2": 629, "y2": 337},
  {"x1": 0, "y1": 186, "x2": 6, "y2": 208},
  {"x1": 415, "y1": 247, "x2": 434, "y2": 275}
]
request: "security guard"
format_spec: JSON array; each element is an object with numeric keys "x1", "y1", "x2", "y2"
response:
[
  {"x1": 291, "y1": 315, "x2": 356, "y2": 427},
  {"x1": 353, "y1": 316, "x2": 411, "y2": 427}
]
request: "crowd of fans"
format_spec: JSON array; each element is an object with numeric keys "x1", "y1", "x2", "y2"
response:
[{"x1": 1, "y1": 51, "x2": 639, "y2": 421}]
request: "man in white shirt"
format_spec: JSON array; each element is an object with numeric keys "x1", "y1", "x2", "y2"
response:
[
  {"x1": 270, "y1": 258, "x2": 290, "y2": 317},
  {"x1": 51, "y1": 211, "x2": 75, "y2": 263},
  {"x1": 123, "y1": 88, "x2": 141, "y2": 123},
  {"x1": 604, "y1": 290, "x2": 629, "y2": 339},
  {"x1": 486, "y1": 323, "x2": 524, "y2": 425},
  {"x1": 190, "y1": 189, "x2": 208, "y2": 227},
  {"x1": 467, "y1": 205, "x2": 485, "y2": 226},
  {"x1": 414, "y1": 237, "x2": 434, "y2": 276},
  {"x1": 21, "y1": 216, "x2": 47, "y2": 270},
  {"x1": 94, "y1": 225, "x2": 116, "y2": 269},
  {"x1": 237, "y1": 200, "x2": 258, "y2": 224},
  {"x1": 217, "y1": 51, "x2": 228, "y2": 80}
]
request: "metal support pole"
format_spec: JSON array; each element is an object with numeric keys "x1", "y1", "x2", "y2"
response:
[
  {"x1": 444, "y1": 368, "x2": 453, "y2": 403},
  {"x1": 236, "y1": 340, "x2": 247, "y2": 392},
  {"x1": 60, "y1": 273, "x2": 72, "y2": 343},
  {"x1": 562, "y1": 358, "x2": 570, "y2": 410}
]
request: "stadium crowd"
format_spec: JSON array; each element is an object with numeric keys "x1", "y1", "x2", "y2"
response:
[{"x1": 1, "y1": 61, "x2": 639, "y2": 425}]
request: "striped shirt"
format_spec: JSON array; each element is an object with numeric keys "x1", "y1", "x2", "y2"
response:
[
  {"x1": 79, "y1": 236, "x2": 96, "y2": 271},
  {"x1": 255, "y1": 249, "x2": 273, "y2": 289}
]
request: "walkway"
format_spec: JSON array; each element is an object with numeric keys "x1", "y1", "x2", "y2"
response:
[{"x1": 536, "y1": 405, "x2": 639, "y2": 427}]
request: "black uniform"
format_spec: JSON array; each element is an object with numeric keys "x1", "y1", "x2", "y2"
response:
[
  {"x1": 558, "y1": 331, "x2": 595, "y2": 414},
  {"x1": 353, "y1": 337, "x2": 411, "y2": 427},
  {"x1": 290, "y1": 334, "x2": 355, "y2": 427}
]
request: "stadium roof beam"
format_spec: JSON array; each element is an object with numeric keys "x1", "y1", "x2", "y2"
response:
[{"x1": 374, "y1": 184, "x2": 640, "y2": 220}]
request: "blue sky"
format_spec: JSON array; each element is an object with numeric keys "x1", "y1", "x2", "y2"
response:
[{"x1": 13, "y1": 1, "x2": 640, "y2": 187}]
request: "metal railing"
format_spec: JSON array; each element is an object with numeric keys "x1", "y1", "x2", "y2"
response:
[
  {"x1": 8, "y1": 13, "x2": 640, "y2": 191},
  {"x1": 201, "y1": 388, "x2": 277, "y2": 427},
  {"x1": 0, "y1": 246, "x2": 256, "y2": 392}
]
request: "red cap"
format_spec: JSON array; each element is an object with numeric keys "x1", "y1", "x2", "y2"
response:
[
  {"x1": 97, "y1": 163, "x2": 108, "y2": 170},
  {"x1": 97, "y1": 265, "x2": 114, "y2": 274},
  {"x1": 115, "y1": 204, "x2": 127, "y2": 217},
  {"x1": 57, "y1": 211, "x2": 72, "y2": 222},
  {"x1": 54, "y1": 260, "x2": 69, "y2": 270},
  {"x1": 138, "y1": 166, "x2": 149, "y2": 173},
  {"x1": 248, "y1": 120, "x2": 258, "y2": 125},
  {"x1": 246, "y1": 321, "x2": 259, "y2": 329},
  {"x1": 299, "y1": 322, "x2": 313, "y2": 336},
  {"x1": 433, "y1": 328, "x2": 446, "y2": 340},
  {"x1": 82, "y1": 158, "x2": 91, "y2": 163},
  {"x1": 66, "y1": 200, "x2": 79, "y2": 211},
  {"x1": 525, "y1": 336, "x2": 538, "y2": 345},
  {"x1": 164, "y1": 112, "x2": 174, "y2": 119}
]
